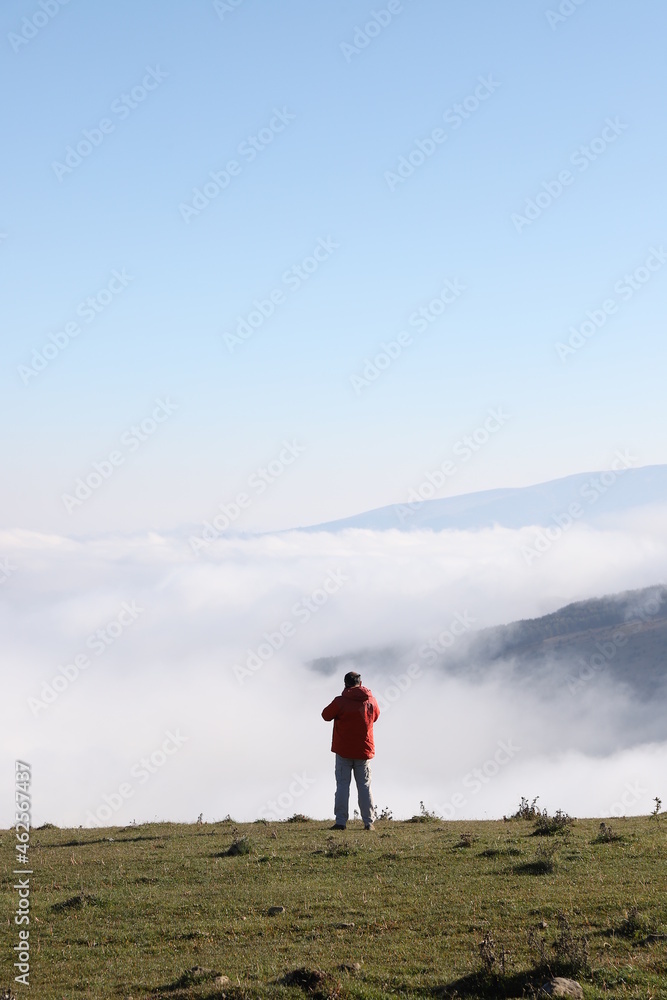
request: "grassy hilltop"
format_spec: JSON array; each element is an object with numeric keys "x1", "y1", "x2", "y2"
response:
[{"x1": 2, "y1": 813, "x2": 666, "y2": 999}]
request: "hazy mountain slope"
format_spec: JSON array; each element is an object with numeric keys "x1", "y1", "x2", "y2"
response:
[
  {"x1": 446, "y1": 585, "x2": 667, "y2": 698},
  {"x1": 309, "y1": 585, "x2": 667, "y2": 701},
  {"x1": 296, "y1": 464, "x2": 667, "y2": 532}
]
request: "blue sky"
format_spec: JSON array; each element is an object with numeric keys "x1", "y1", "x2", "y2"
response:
[{"x1": 2, "y1": 0, "x2": 666, "y2": 534}]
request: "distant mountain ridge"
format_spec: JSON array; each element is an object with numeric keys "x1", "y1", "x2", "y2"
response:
[{"x1": 296, "y1": 464, "x2": 667, "y2": 533}]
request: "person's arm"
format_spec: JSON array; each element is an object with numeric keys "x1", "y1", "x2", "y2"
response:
[
  {"x1": 321, "y1": 696, "x2": 341, "y2": 721},
  {"x1": 371, "y1": 696, "x2": 380, "y2": 722}
]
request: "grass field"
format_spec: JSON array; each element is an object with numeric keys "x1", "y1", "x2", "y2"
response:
[{"x1": 2, "y1": 813, "x2": 666, "y2": 999}]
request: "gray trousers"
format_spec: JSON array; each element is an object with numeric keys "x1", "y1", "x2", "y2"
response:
[{"x1": 334, "y1": 754, "x2": 375, "y2": 826}]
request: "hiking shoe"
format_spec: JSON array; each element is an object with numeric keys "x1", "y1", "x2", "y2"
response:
[
  {"x1": 364, "y1": 823, "x2": 375, "y2": 831},
  {"x1": 330, "y1": 823, "x2": 346, "y2": 830}
]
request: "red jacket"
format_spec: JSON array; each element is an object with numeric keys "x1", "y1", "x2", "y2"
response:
[{"x1": 321, "y1": 685, "x2": 380, "y2": 759}]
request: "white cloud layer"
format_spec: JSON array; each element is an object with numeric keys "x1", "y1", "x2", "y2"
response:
[{"x1": 2, "y1": 511, "x2": 666, "y2": 827}]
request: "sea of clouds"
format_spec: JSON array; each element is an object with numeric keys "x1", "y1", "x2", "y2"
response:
[{"x1": 2, "y1": 507, "x2": 667, "y2": 828}]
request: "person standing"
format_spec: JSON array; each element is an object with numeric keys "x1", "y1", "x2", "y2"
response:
[{"x1": 321, "y1": 671, "x2": 380, "y2": 830}]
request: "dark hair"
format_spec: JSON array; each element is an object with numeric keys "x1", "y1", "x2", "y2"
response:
[{"x1": 344, "y1": 671, "x2": 361, "y2": 688}]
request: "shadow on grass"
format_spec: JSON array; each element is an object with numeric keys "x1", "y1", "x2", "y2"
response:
[
  {"x1": 433, "y1": 967, "x2": 552, "y2": 998},
  {"x1": 278, "y1": 967, "x2": 346, "y2": 1000},
  {"x1": 152, "y1": 991, "x2": 253, "y2": 1000},
  {"x1": 153, "y1": 966, "x2": 221, "y2": 994},
  {"x1": 51, "y1": 892, "x2": 105, "y2": 913},
  {"x1": 152, "y1": 967, "x2": 261, "y2": 1000},
  {"x1": 45, "y1": 834, "x2": 164, "y2": 848},
  {"x1": 514, "y1": 859, "x2": 555, "y2": 875}
]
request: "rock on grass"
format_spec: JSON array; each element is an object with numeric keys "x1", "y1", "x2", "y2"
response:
[{"x1": 539, "y1": 978, "x2": 584, "y2": 998}]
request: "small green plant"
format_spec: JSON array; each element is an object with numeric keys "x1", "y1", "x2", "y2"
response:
[
  {"x1": 376, "y1": 805, "x2": 393, "y2": 821},
  {"x1": 478, "y1": 931, "x2": 496, "y2": 975},
  {"x1": 455, "y1": 832, "x2": 476, "y2": 849},
  {"x1": 478, "y1": 930, "x2": 510, "y2": 976},
  {"x1": 527, "y1": 920, "x2": 549, "y2": 968},
  {"x1": 408, "y1": 801, "x2": 439, "y2": 822},
  {"x1": 650, "y1": 796, "x2": 662, "y2": 820},
  {"x1": 593, "y1": 821, "x2": 622, "y2": 843},
  {"x1": 535, "y1": 841, "x2": 557, "y2": 872},
  {"x1": 616, "y1": 906, "x2": 659, "y2": 940},
  {"x1": 552, "y1": 911, "x2": 590, "y2": 975},
  {"x1": 516, "y1": 841, "x2": 557, "y2": 875},
  {"x1": 509, "y1": 795, "x2": 541, "y2": 820},
  {"x1": 419, "y1": 800, "x2": 439, "y2": 820},
  {"x1": 532, "y1": 808, "x2": 574, "y2": 836},
  {"x1": 618, "y1": 906, "x2": 642, "y2": 937},
  {"x1": 323, "y1": 836, "x2": 357, "y2": 858},
  {"x1": 226, "y1": 835, "x2": 252, "y2": 856},
  {"x1": 286, "y1": 813, "x2": 311, "y2": 823}
]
